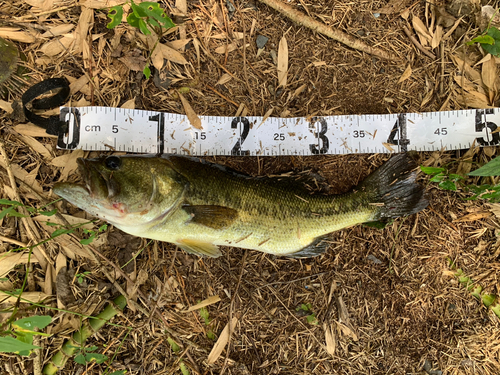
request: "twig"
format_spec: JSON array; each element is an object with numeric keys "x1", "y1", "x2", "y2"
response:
[
  {"x1": 257, "y1": 0, "x2": 401, "y2": 61},
  {"x1": 402, "y1": 25, "x2": 436, "y2": 59},
  {"x1": 0, "y1": 235, "x2": 27, "y2": 247},
  {"x1": 205, "y1": 85, "x2": 239, "y2": 108}
]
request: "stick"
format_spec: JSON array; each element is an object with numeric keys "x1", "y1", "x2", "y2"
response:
[
  {"x1": 402, "y1": 25, "x2": 436, "y2": 59},
  {"x1": 257, "y1": 0, "x2": 401, "y2": 61}
]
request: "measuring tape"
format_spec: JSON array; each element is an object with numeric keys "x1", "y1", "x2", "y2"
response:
[{"x1": 56, "y1": 107, "x2": 500, "y2": 155}]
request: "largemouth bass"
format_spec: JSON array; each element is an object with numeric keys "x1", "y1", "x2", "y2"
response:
[{"x1": 53, "y1": 154, "x2": 428, "y2": 258}]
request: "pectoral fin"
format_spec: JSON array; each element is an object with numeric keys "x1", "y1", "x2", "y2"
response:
[
  {"x1": 176, "y1": 239, "x2": 222, "y2": 258},
  {"x1": 182, "y1": 205, "x2": 238, "y2": 230},
  {"x1": 285, "y1": 236, "x2": 329, "y2": 258}
]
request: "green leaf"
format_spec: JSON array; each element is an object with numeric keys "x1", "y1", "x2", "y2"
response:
[
  {"x1": 0, "y1": 336, "x2": 40, "y2": 354},
  {"x1": 448, "y1": 173, "x2": 465, "y2": 181},
  {"x1": 13, "y1": 315, "x2": 52, "y2": 331},
  {"x1": 429, "y1": 174, "x2": 446, "y2": 183},
  {"x1": 85, "y1": 352, "x2": 108, "y2": 364},
  {"x1": 482, "y1": 27, "x2": 500, "y2": 56},
  {"x1": 363, "y1": 219, "x2": 393, "y2": 229},
  {"x1": 167, "y1": 337, "x2": 181, "y2": 353},
  {"x1": 80, "y1": 234, "x2": 96, "y2": 245},
  {"x1": 0, "y1": 206, "x2": 14, "y2": 220},
  {"x1": 438, "y1": 180, "x2": 457, "y2": 191},
  {"x1": 51, "y1": 228, "x2": 73, "y2": 238},
  {"x1": 468, "y1": 34, "x2": 495, "y2": 45},
  {"x1": 98, "y1": 224, "x2": 108, "y2": 232},
  {"x1": 482, "y1": 294, "x2": 496, "y2": 307},
  {"x1": 306, "y1": 313, "x2": 318, "y2": 325},
  {"x1": 127, "y1": 13, "x2": 140, "y2": 28},
  {"x1": 107, "y1": 5, "x2": 124, "y2": 29},
  {"x1": 46, "y1": 221, "x2": 60, "y2": 227},
  {"x1": 138, "y1": 18, "x2": 150, "y2": 35},
  {"x1": 39, "y1": 208, "x2": 58, "y2": 216},
  {"x1": 86, "y1": 345, "x2": 99, "y2": 352},
  {"x1": 199, "y1": 306, "x2": 211, "y2": 325},
  {"x1": 0, "y1": 199, "x2": 23, "y2": 206},
  {"x1": 180, "y1": 362, "x2": 190, "y2": 375},
  {"x1": 130, "y1": 0, "x2": 148, "y2": 18},
  {"x1": 75, "y1": 353, "x2": 87, "y2": 364},
  {"x1": 469, "y1": 157, "x2": 500, "y2": 176},
  {"x1": 109, "y1": 371, "x2": 127, "y2": 375},
  {"x1": 207, "y1": 330, "x2": 216, "y2": 340},
  {"x1": 143, "y1": 64, "x2": 151, "y2": 79},
  {"x1": 420, "y1": 166, "x2": 446, "y2": 175}
]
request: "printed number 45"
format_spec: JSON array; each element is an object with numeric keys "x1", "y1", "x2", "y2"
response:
[{"x1": 434, "y1": 128, "x2": 447, "y2": 135}]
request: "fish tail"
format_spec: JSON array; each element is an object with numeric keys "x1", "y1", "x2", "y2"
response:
[{"x1": 360, "y1": 153, "x2": 428, "y2": 220}]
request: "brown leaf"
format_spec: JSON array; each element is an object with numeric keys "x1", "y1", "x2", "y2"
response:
[
  {"x1": 185, "y1": 295, "x2": 221, "y2": 312},
  {"x1": 482, "y1": 56, "x2": 497, "y2": 90},
  {"x1": 41, "y1": 24, "x2": 74, "y2": 38},
  {"x1": 398, "y1": 64, "x2": 412, "y2": 83},
  {"x1": 412, "y1": 16, "x2": 432, "y2": 46},
  {"x1": 51, "y1": 149, "x2": 84, "y2": 181},
  {"x1": 453, "y1": 211, "x2": 492, "y2": 222},
  {"x1": 0, "y1": 28, "x2": 37, "y2": 43},
  {"x1": 0, "y1": 252, "x2": 39, "y2": 278},
  {"x1": 157, "y1": 43, "x2": 188, "y2": 64},
  {"x1": 207, "y1": 317, "x2": 238, "y2": 364},
  {"x1": 431, "y1": 25, "x2": 443, "y2": 49},
  {"x1": 178, "y1": 92, "x2": 202, "y2": 130},
  {"x1": 277, "y1": 36, "x2": 288, "y2": 87}
]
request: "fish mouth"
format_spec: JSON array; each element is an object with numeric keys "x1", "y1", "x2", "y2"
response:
[{"x1": 76, "y1": 158, "x2": 110, "y2": 199}]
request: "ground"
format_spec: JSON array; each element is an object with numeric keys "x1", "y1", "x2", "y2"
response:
[{"x1": 0, "y1": 0, "x2": 500, "y2": 374}]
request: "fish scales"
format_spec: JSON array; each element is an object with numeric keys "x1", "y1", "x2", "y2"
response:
[{"x1": 53, "y1": 154, "x2": 428, "y2": 258}]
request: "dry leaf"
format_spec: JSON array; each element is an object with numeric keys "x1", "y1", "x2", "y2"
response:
[
  {"x1": 453, "y1": 212, "x2": 492, "y2": 222},
  {"x1": 151, "y1": 45, "x2": 164, "y2": 70},
  {"x1": 216, "y1": 73, "x2": 232, "y2": 85},
  {"x1": 451, "y1": 55, "x2": 482, "y2": 83},
  {"x1": 13, "y1": 124, "x2": 58, "y2": 138},
  {"x1": 40, "y1": 36, "x2": 74, "y2": 56},
  {"x1": 41, "y1": 24, "x2": 74, "y2": 38},
  {"x1": 420, "y1": 90, "x2": 434, "y2": 107},
  {"x1": 258, "y1": 107, "x2": 274, "y2": 128},
  {"x1": 0, "y1": 292, "x2": 49, "y2": 304},
  {"x1": 412, "y1": 16, "x2": 432, "y2": 46},
  {"x1": 0, "y1": 252, "x2": 39, "y2": 278},
  {"x1": 277, "y1": 36, "x2": 288, "y2": 87},
  {"x1": 166, "y1": 39, "x2": 192, "y2": 51},
  {"x1": 178, "y1": 92, "x2": 202, "y2": 130},
  {"x1": 186, "y1": 295, "x2": 221, "y2": 312},
  {"x1": 68, "y1": 74, "x2": 90, "y2": 95},
  {"x1": 19, "y1": 135, "x2": 53, "y2": 160},
  {"x1": 121, "y1": 98, "x2": 136, "y2": 109},
  {"x1": 51, "y1": 149, "x2": 84, "y2": 181},
  {"x1": 481, "y1": 56, "x2": 497, "y2": 90},
  {"x1": 214, "y1": 42, "x2": 238, "y2": 54},
  {"x1": 207, "y1": 317, "x2": 238, "y2": 364},
  {"x1": 0, "y1": 28, "x2": 37, "y2": 43},
  {"x1": 431, "y1": 25, "x2": 443, "y2": 49},
  {"x1": 0, "y1": 99, "x2": 13, "y2": 114},
  {"x1": 323, "y1": 322, "x2": 337, "y2": 356},
  {"x1": 398, "y1": 64, "x2": 412, "y2": 83},
  {"x1": 158, "y1": 43, "x2": 188, "y2": 64}
]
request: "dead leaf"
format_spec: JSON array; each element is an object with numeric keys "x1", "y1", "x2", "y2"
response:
[
  {"x1": 18, "y1": 135, "x2": 53, "y2": 160},
  {"x1": 166, "y1": 39, "x2": 192, "y2": 51},
  {"x1": 207, "y1": 317, "x2": 238, "y2": 364},
  {"x1": 257, "y1": 107, "x2": 274, "y2": 128},
  {"x1": 41, "y1": 24, "x2": 75, "y2": 38},
  {"x1": 398, "y1": 64, "x2": 412, "y2": 83},
  {"x1": 451, "y1": 55, "x2": 482, "y2": 83},
  {"x1": 453, "y1": 211, "x2": 492, "y2": 222},
  {"x1": 216, "y1": 73, "x2": 232, "y2": 85},
  {"x1": 420, "y1": 90, "x2": 434, "y2": 107},
  {"x1": 375, "y1": 0, "x2": 406, "y2": 14},
  {"x1": 431, "y1": 25, "x2": 443, "y2": 49},
  {"x1": 323, "y1": 322, "x2": 337, "y2": 356},
  {"x1": 412, "y1": 16, "x2": 432, "y2": 46},
  {"x1": 0, "y1": 292, "x2": 49, "y2": 304},
  {"x1": 0, "y1": 28, "x2": 37, "y2": 43},
  {"x1": 482, "y1": 56, "x2": 497, "y2": 90},
  {"x1": 185, "y1": 295, "x2": 221, "y2": 312},
  {"x1": 0, "y1": 252, "x2": 39, "y2": 278},
  {"x1": 178, "y1": 92, "x2": 202, "y2": 130},
  {"x1": 157, "y1": 43, "x2": 188, "y2": 64},
  {"x1": 121, "y1": 98, "x2": 136, "y2": 109},
  {"x1": 118, "y1": 55, "x2": 148, "y2": 72},
  {"x1": 68, "y1": 74, "x2": 90, "y2": 95},
  {"x1": 50, "y1": 149, "x2": 84, "y2": 181},
  {"x1": 436, "y1": 6, "x2": 457, "y2": 27},
  {"x1": 0, "y1": 99, "x2": 13, "y2": 114},
  {"x1": 277, "y1": 36, "x2": 288, "y2": 87},
  {"x1": 39, "y1": 36, "x2": 75, "y2": 56}
]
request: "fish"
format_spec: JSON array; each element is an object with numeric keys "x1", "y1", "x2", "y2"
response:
[{"x1": 53, "y1": 153, "x2": 428, "y2": 258}]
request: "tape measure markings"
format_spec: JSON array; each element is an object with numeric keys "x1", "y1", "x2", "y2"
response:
[{"x1": 57, "y1": 107, "x2": 500, "y2": 155}]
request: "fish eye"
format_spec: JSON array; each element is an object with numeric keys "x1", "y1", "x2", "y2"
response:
[{"x1": 105, "y1": 156, "x2": 121, "y2": 170}]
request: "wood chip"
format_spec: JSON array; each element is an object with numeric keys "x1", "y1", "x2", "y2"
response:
[
  {"x1": 277, "y1": 36, "x2": 288, "y2": 87},
  {"x1": 207, "y1": 317, "x2": 238, "y2": 364},
  {"x1": 178, "y1": 92, "x2": 202, "y2": 130}
]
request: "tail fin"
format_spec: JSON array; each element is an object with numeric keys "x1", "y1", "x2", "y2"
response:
[{"x1": 359, "y1": 153, "x2": 428, "y2": 219}]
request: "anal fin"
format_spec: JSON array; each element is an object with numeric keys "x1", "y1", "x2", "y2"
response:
[
  {"x1": 176, "y1": 238, "x2": 222, "y2": 258},
  {"x1": 285, "y1": 236, "x2": 329, "y2": 258}
]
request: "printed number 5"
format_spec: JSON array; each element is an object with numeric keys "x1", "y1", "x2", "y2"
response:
[{"x1": 112, "y1": 125, "x2": 118, "y2": 133}]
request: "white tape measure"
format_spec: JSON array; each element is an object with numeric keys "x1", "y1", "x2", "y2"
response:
[{"x1": 56, "y1": 107, "x2": 500, "y2": 155}]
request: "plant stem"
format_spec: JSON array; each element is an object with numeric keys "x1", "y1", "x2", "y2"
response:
[{"x1": 41, "y1": 295, "x2": 127, "y2": 375}]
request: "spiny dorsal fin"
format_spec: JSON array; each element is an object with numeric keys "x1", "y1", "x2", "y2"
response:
[
  {"x1": 182, "y1": 205, "x2": 238, "y2": 230},
  {"x1": 176, "y1": 239, "x2": 222, "y2": 258}
]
